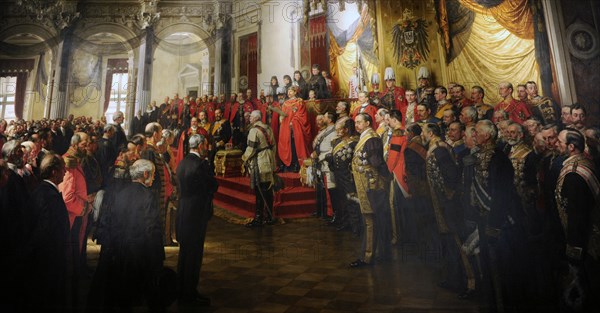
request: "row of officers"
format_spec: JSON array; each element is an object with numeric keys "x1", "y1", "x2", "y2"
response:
[{"x1": 240, "y1": 103, "x2": 599, "y2": 313}]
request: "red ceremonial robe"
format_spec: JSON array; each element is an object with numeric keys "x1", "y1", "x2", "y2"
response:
[
  {"x1": 189, "y1": 99, "x2": 198, "y2": 117},
  {"x1": 176, "y1": 99, "x2": 185, "y2": 123},
  {"x1": 278, "y1": 97, "x2": 312, "y2": 166},
  {"x1": 351, "y1": 104, "x2": 379, "y2": 129},
  {"x1": 495, "y1": 99, "x2": 532, "y2": 125},
  {"x1": 248, "y1": 97, "x2": 261, "y2": 111},
  {"x1": 196, "y1": 102, "x2": 206, "y2": 117},
  {"x1": 205, "y1": 102, "x2": 216, "y2": 123},
  {"x1": 175, "y1": 127, "x2": 209, "y2": 166},
  {"x1": 228, "y1": 102, "x2": 240, "y2": 123}
]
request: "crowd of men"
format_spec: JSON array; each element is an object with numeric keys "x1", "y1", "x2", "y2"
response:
[
  {"x1": 1, "y1": 63, "x2": 599, "y2": 312},
  {"x1": 298, "y1": 72, "x2": 599, "y2": 313},
  {"x1": 1, "y1": 111, "x2": 217, "y2": 310}
]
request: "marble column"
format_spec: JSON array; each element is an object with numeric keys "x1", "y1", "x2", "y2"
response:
[
  {"x1": 213, "y1": 28, "x2": 223, "y2": 94},
  {"x1": 135, "y1": 27, "x2": 154, "y2": 115},
  {"x1": 49, "y1": 28, "x2": 74, "y2": 119}
]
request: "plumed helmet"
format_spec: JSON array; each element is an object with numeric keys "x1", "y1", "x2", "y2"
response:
[
  {"x1": 418, "y1": 66, "x2": 430, "y2": 80},
  {"x1": 371, "y1": 73, "x2": 380, "y2": 85},
  {"x1": 384, "y1": 67, "x2": 395, "y2": 81}
]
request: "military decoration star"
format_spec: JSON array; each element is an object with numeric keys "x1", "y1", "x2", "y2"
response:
[{"x1": 391, "y1": 9, "x2": 430, "y2": 69}]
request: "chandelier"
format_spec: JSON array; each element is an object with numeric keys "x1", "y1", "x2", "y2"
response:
[{"x1": 16, "y1": 0, "x2": 64, "y2": 20}]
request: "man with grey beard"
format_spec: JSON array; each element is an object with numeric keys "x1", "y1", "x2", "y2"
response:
[{"x1": 506, "y1": 123, "x2": 538, "y2": 212}]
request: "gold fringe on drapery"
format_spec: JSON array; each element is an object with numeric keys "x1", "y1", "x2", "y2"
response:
[
  {"x1": 459, "y1": 0, "x2": 534, "y2": 39},
  {"x1": 446, "y1": 13, "x2": 541, "y2": 105}
]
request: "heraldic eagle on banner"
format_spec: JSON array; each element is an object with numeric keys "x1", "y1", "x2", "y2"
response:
[{"x1": 391, "y1": 9, "x2": 430, "y2": 69}]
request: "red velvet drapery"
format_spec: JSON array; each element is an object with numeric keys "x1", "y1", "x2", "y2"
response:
[{"x1": 309, "y1": 15, "x2": 328, "y2": 71}]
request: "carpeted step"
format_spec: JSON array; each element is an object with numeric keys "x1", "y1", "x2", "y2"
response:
[
  {"x1": 216, "y1": 176, "x2": 253, "y2": 193},
  {"x1": 214, "y1": 186, "x2": 255, "y2": 208},
  {"x1": 214, "y1": 199, "x2": 254, "y2": 218},
  {"x1": 213, "y1": 173, "x2": 317, "y2": 219},
  {"x1": 276, "y1": 187, "x2": 316, "y2": 202},
  {"x1": 277, "y1": 172, "x2": 306, "y2": 188},
  {"x1": 273, "y1": 199, "x2": 317, "y2": 218}
]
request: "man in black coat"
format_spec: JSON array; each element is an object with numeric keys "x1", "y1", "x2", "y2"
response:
[
  {"x1": 129, "y1": 109, "x2": 145, "y2": 137},
  {"x1": 176, "y1": 134, "x2": 218, "y2": 305},
  {"x1": 23, "y1": 152, "x2": 70, "y2": 312},
  {"x1": 0, "y1": 140, "x2": 30, "y2": 312},
  {"x1": 107, "y1": 159, "x2": 165, "y2": 311},
  {"x1": 308, "y1": 64, "x2": 330, "y2": 99},
  {"x1": 472, "y1": 119, "x2": 529, "y2": 312},
  {"x1": 555, "y1": 128, "x2": 600, "y2": 312},
  {"x1": 51, "y1": 120, "x2": 68, "y2": 155},
  {"x1": 110, "y1": 111, "x2": 127, "y2": 153},
  {"x1": 96, "y1": 124, "x2": 117, "y2": 188},
  {"x1": 422, "y1": 123, "x2": 474, "y2": 295}
]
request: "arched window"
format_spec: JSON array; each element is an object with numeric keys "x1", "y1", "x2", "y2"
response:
[{"x1": 0, "y1": 76, "x2": 17, "y2": 121}]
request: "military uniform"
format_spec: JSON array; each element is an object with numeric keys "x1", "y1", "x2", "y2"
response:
[
  {"x1": 555, "y1": 154, "x2": 600, "y2": 311},
  {"x1": 386, "y1": 129, "x2": 410, "y2": 244},
  {"x1": 328, "y1": 135, "x2": 362, "y2": 234},
  {"x1": 381, "y1": 86, "x2": 406, "y2": 113},
  {"x1": 242, "y1": 121, "x2": 276, "y2": 224},
  {"x1": 208, "y1": 118, "x2": 232, "y2": 162},
  {"x1": 312, "y1": 124, "x2": 338, "y2": 218},
  {"x1": 472, "y1": 143, "x2": 529, "y2": 312},
  {"x1": 425, "y1": 137, "x2": 474, "y2": 292},
  {"x1": 508, "y1": 142, "x2": 539, "y2": 230},
  {"x1": 352, "y1": 128, "x2": 390, "y2": 263}
]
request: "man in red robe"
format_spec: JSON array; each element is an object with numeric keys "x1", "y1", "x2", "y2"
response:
[
  {"x1": 205, "y1": 95, "x2": 216, "y2": 123},
  {"x1": 189, "y1": 96, "x2": 198, "y2": 118},
  {"x1": 196, "y1": 97, "x2": 205, "y2": 117},
  {"x1": 351, "y1": 91, "x2": 379, "y2": 129},
  {"x1": 278, "y1": 87, "x2": 312, "y2": 172},
  {"x1": 223, "y1": 93, "x2": 237, "y2": 122},
  {"x1": 246, "y1": 89, "x2": 261, "y2": 111},
  {"x1": 495, "y1": 82, "x2": 532, "y2": 124}
]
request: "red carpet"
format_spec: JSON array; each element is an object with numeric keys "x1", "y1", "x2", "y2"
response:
[{"x1": 213, "y1": 173, "x2": 317, "y2": 218}]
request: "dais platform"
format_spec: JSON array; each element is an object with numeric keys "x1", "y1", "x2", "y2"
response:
[{"x1": 213, "y1": 173, "x2": 317, "y2": 219}]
